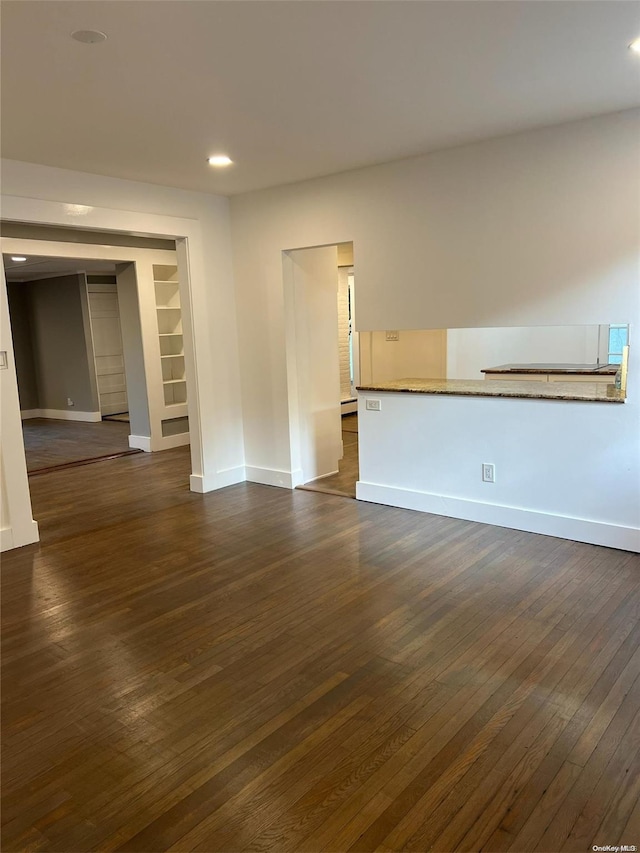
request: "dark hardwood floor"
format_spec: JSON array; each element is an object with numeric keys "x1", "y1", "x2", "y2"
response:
[
  {"x1": 2, "y1": 446, "x2": 639, "y2": 852},
  {"x1": 22, "y1": 418, "x2": 134, "y2": 473}
]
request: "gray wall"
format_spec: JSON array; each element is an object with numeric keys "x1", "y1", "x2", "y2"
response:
[
  {"x1": 6, "y1": 283, "x2": 39, "y2": 410},
  {"x1": 7, "y1": 274, "x2": 99, "y2": 413}
]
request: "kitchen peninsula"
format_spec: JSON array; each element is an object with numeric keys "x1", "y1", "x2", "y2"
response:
[{"x1": 355, "y1": 366, "x2": 635, "y2": 553}]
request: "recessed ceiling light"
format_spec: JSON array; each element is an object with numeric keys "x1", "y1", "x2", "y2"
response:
[
  {"x1": 11, "y1": 256, "x2": 27, "y2": 262},
  {"x1": 207, "y1": 155, "x2": 233, "y2": 167},
  {"x1": 71, "y1": 30, "x2": 108, "y2": 44},
  {"x1": 629, "y1": 38, "x2": 640, "y2": 53}
]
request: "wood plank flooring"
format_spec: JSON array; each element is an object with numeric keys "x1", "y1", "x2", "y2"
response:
[
  {"x1": 22, "y1": 418, "x2": 134, "y2": 473},
  {"x1": 2, "y1": 446, "x2": 639, "y2": 852}
]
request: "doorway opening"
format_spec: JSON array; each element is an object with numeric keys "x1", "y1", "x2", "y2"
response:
[
  {"x1": 283, "y1": 242, "x2": 359, "y2": 499},
  {"x1": 2, "y1": 238, "x2": 192, "y2": 485},
  {"x1": 3, "y1": 252, "x2": 141, "y2": 474}
]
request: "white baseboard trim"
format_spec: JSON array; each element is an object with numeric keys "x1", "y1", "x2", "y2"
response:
[
  {"x1": 129, "y1": 434, "x2": 151, "y2": 452},
  {"x1": 1, "y1": 519, "x2": 39, "y2": 552},
  {"x1": 356, "y1": 481, "x2": 640, "y2": 553},
  {"x1": 0, "y1": 527, "x2": 14, "y2": 552},
  {"x1": 305, "y1": 469, "x2": 340, "y2": 484},
  {"x1": 245, "y1": 466, "x2": 303, "y2": 489},
  {"x1": 189, "y1": 465, "x2": 246, "y2": 493},
  {"x1": 155, "y1": 433, "x2": 190, "y2": 451},
  {"x1": 21, "y1": 408, "x2": 101, "y2": 423},
  {"x1": 214, "y1": 465, "x2": 247, "y2": 489}
]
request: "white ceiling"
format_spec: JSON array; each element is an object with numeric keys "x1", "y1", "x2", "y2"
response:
[
  {"x1": 3, "y1": 254, "x2": 118, "y2": 282},
  {"x1": 2, "y1": 1, "x2": 639, "y2": 196}
]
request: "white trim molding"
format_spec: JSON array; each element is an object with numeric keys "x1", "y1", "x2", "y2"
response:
[
  {"x1": 1, "y1": 519, "x2": 39, "y2": 553},
  {"x1": 21, "y1": 408, "x2": 101, "y2": 423},
  {"x1": 356, "y1": 481, "x2": 640, "y2": 553},
  {"x1": 154, "y1": 433, "x2": 191, "y2": 452},
  {"x1": 245, "y1": 466, "x2": 303, "y2": 489},
  {"x1": 189, "y1": 465, "x2": 245, "y2": 493},
  {"x1": 129, "y1": 435, "x2": 152, "y2": 452}
]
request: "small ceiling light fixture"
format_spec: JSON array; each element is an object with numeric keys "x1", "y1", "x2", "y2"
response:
[
  {"x1": 629, "y1": 37, "x2": 640, "y2": 53},
  {"x1": 207, "y1": 155, "x2": 233, "y2": 167},
  {"x1": 71, "y1": 29, "x2": 108, "y2": 44},
  {"x1": 11, "y1": 256, "x2": 27, "y2": 262}
]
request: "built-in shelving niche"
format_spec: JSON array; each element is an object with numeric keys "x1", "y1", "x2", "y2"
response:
[{"x1": 153, "y1": 265, "x2": 189, "y2": 430}]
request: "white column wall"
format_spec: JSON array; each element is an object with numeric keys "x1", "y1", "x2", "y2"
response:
[{"x1": 0, "y1": 267, "x2": 38, "y2": 551}]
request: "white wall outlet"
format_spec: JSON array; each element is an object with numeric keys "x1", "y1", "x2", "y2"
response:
[
  {"x1": 482, "y1": 463, "x2": 496, "y2": 483},
  {"x1": 366, "y1": 398, "x2": 381, "y2": 411},
  {"x1": 67, "y1": 398, "x2": 75, "y2": 407}
]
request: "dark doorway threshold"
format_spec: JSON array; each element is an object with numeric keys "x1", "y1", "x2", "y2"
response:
[{"x1": 29, "y1": 449, "x2": 142, "y2": 477}]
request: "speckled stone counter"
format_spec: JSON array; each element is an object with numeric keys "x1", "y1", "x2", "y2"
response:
[{"x1": 356, "y1": 378, "x2": 625, "y2": 403}]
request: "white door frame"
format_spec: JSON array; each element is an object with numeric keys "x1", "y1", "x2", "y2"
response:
[{"x1": 1, "y1": 194, "x2": 217, "y2": 549}]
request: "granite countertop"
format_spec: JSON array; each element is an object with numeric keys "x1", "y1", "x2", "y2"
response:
[
  {"x1": 481, "y1": 363, "x2": 618, "y2": 375},
  {"x1": 356, "y1": 378, "x2": 625, "y2": 403}
]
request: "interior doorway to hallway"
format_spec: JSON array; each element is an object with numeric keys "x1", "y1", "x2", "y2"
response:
[
  {"x1": 283, "y1": 241, "x2": 359, "y2": 499},
  {"x1": 3, "y1": 252, "x2": 142, "y2": 475},
  {"x1": 2, "y1": 234, "x2": 192, "y2": 490}
]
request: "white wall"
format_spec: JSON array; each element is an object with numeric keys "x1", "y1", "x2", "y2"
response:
[
  {"x1": 283, "y1": 246, "x2": 342, "y2": 486},
  {"x1": 1, "y1": 161, "x2": 244, "y2": 536},
  {"x1": 446, "y1": 325, "x2": 602, "y2": 379},
  {"x1": 230, "y1": 110, "x2": 640, "y2": 548}
]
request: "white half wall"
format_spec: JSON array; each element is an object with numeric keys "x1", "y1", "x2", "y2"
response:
[{"x1": 356, "y1": 391, "x2": 640, "y2": 552}]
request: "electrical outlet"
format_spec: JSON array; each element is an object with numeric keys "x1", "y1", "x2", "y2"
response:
[
  {"x1": 482, "y1": 463, "x2": 495, "y2": 483},
  {"x1": 365, "y1": 399, "x2": 381, "y2": 411},
  {"x1": 67, "y1": 398, "x2": 75, "y2": 407}
]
